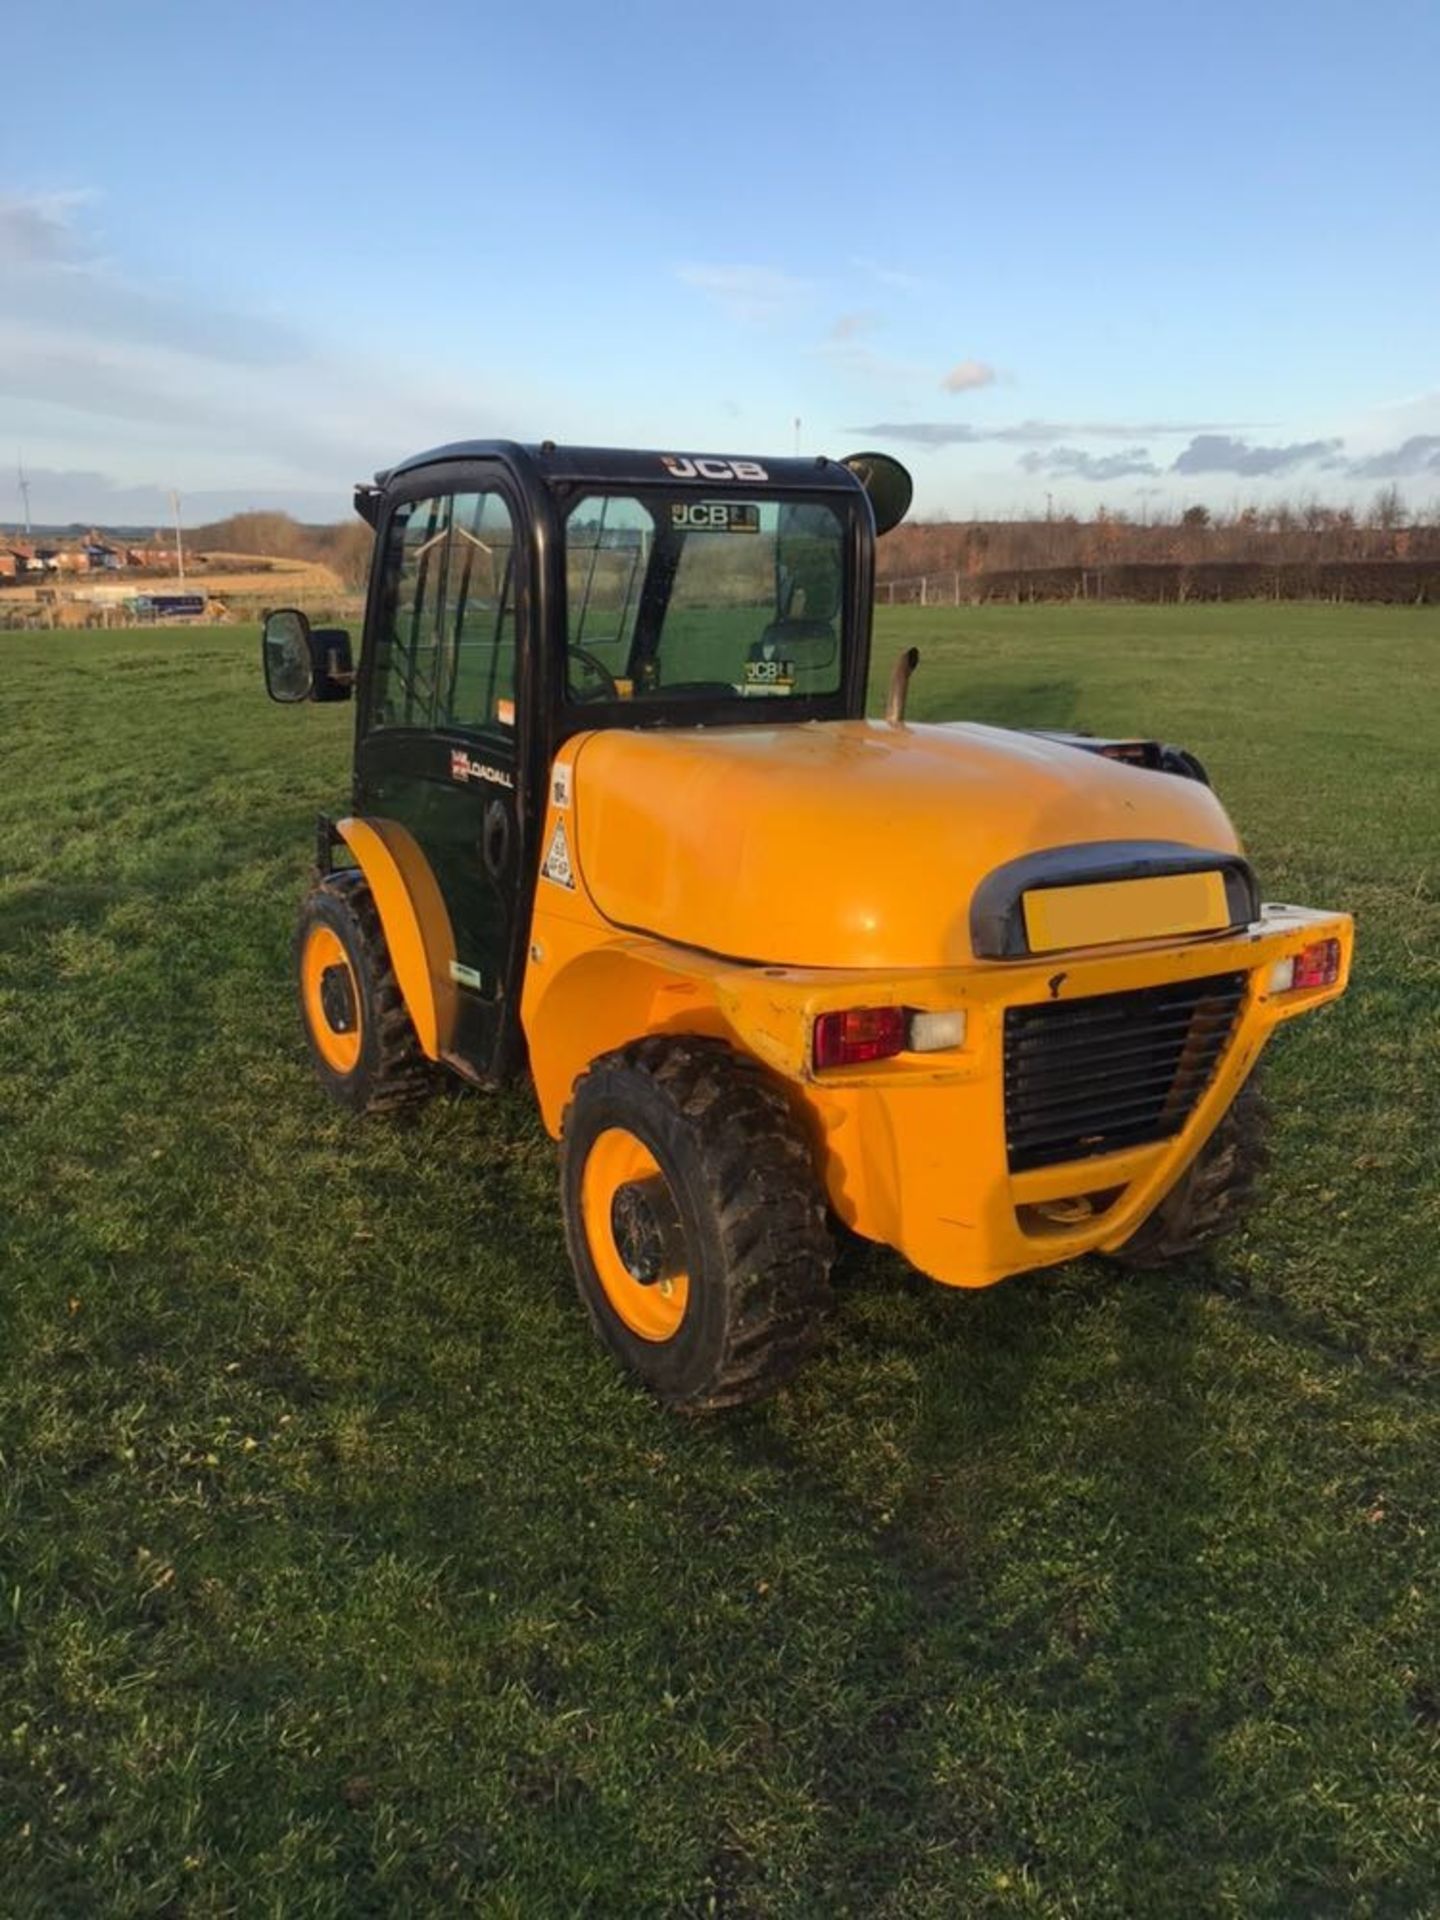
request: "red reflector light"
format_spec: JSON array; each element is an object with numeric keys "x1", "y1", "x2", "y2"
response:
[
  {"x1": 814, "y1": 1006, "x2": 907, "y2": 1070},
  {"x1": 1292, "y1": 937, "x2": 1342, "y2": 990}
]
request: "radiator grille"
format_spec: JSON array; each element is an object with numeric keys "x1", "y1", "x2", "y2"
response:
[{"x1": 1003, "y1": 972, "x2": 1247, "y2": 1173}]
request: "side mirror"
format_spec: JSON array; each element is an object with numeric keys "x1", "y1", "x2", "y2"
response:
[
  {"x1": 262, "y1": 607, "x2": 353, "y2": 704},
  {"x1": 263, "y1": 607, "x2": 314, "y2": 701},
  {"x1": 843, "y1": 451, "x2": 914, "y2": 536}
]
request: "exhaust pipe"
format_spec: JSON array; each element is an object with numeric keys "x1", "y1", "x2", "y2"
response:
[{"x1": 886, "y1": 646, "x2": 920, "y2": 724}]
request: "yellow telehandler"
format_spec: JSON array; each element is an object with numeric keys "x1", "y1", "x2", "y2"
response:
[{"x1": 263, "y1": 441, "x2": 1351, "y2": 1407}]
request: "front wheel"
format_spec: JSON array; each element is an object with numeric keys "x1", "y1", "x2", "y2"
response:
[
  {"x1": 293, "y1": 871, "x2": 435, "y2": 1115},
  {"x1": 1107, "y1": 1072, "x2": 1269, "y2": 1268},
  {"x1": 560, "y1": 1038, "x2": 833, "y2": 1410}
]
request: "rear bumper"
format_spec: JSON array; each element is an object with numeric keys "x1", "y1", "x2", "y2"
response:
[{"x1": 719, "y1": 904, "x2": 1352, "y2": 1288}]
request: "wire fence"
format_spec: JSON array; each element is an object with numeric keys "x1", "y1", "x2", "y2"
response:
[
  {"x1": 877, "y1": 560, "x2": 1440, "y2": 607},
  {"x1": 878, "y1": 570, "x2": 1120, "y2": 606}
]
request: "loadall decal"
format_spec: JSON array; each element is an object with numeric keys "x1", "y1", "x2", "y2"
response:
[{"x1": 449, "y1": 749, "x2": 514, "y2": 789}]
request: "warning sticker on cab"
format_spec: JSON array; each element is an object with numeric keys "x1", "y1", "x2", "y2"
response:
[
  {"x1": 742, "y1": 657, "x2": 794, "y2": 695},
  {"x1": 542, "y1": 817, "x2": 575, "y2": 889},
  {"x1": 670, "y1": 501, "x2": 760, "y2": 534}
]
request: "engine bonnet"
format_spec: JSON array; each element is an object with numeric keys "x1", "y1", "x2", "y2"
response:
[{"x1": 567, "y1": 720, "x2": 1243, "y2": 970}]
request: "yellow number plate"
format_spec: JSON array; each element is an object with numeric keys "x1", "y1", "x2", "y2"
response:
[{"x1": 1023, "y1": 871, "x2": 1231, "y2": 954}]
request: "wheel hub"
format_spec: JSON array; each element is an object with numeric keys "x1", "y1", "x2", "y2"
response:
[
  {"x1": 319, "y1": 961, "x2": 357, "y2": 1034},
  {"x1": 611, "y1": 1176, "x2": 682, "y2": 1288}
]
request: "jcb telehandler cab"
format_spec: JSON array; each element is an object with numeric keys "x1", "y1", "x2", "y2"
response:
[{"x1": 263, "y1": 440, "x2": 1352, "y2": 1409}]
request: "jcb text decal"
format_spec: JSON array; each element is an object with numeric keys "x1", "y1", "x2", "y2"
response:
[
  {"x1": 670, "y1": 501, "x2": 760, "y2": 533},
  {"x1": 661, "y1": 455, "x2": 769, "y2": 482}
]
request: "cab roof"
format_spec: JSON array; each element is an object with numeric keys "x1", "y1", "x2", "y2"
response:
[{"x1": 372, "y1": 439, "x2": 868, "y2": 496}]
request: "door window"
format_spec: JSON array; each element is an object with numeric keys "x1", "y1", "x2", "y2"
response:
[{"x1": 370, "y1": 490, "x2": 517, "y2": 733}]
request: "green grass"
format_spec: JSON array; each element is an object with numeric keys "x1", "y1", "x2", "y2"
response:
[{"x1": 1, "y1": 605, "x2": 1437, "y2": 1916}]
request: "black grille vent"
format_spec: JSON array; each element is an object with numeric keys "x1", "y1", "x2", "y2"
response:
[{"x1": 1004, "y1": 972, "x2": 1247, "y2": 1173}]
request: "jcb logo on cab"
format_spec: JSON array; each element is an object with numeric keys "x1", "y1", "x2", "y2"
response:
[{"x1": 661, "y1": 455, "x2": 768, "y2": 482}]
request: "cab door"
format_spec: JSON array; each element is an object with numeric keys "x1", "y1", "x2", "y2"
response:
[{"x1": 354, "y1": 468, "x2": 526, "y2": 1076}]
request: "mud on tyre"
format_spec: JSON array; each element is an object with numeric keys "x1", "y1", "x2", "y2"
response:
[
  {"x1": 560, "y1": 1037, "x2": 833, "y2": 1410},
  {"x1": 293, "y1": 869, "x2": 435, "y2": 1115},
  {"x1": 1108, "y1": 1071, "x2": 1270, "y2": 1268}
]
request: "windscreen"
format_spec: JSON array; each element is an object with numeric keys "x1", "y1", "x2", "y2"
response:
[{"x1": 564, "y1": 492, "x2": 846, "y2": 704}]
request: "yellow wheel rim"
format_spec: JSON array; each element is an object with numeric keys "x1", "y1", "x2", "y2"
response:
[
  {"x1": 580, "y1": 1127, "x2": 690, "y2": 1342},
  {"x1": 300, "y1": 923, "x2": 362, "y2": 1074}
]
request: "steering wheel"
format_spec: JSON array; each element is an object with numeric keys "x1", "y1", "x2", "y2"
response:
[{"x1": 567, "y1": 645, "x2": 620, "y2": 701}]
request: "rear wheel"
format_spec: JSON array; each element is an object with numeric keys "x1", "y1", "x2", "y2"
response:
[
  {"x1": 560, "y1": 1037, "x2": 833, "y2": 1410},
  {"x1": 293, "y1": 871, "x2": 435, "y2": 1114},
  {"x1": 1108, "y1": 1072, "x2": 1269, "y2": 1268}
]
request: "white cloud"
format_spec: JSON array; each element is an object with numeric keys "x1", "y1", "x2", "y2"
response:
[
  {"x1": 1345, "y1": 435, "x2": 1440, "y2": 479},
  {"x1": 816, "y1": 313, "x2": 928, "y2": 384},
  {"x1": 850, "y1": 255, "x2": 927, "y2": 293},
  {"x1": 1019, "y1": 445, "x2": 1160, "y2": 481},
  {"x1": 0, "y1": 185, "x2": 525, "y2": 506},
  {"x1": 847, "y1": 418, "x2": 1258, "y2": 450},
  {"x1": 1171, "y1": 434, "x2": 1343, "y2": 477},
  {"x1": 828, "y1": 310, "x2": 881, "y2": 342},
  {"x1": 940, "y1": 359, "x2": 997, "y2": 394},
  {"x1": 675, "y1": 262, "x2": 811, "y2": 324},
  {"x1": 0, "y1": 189, "x2": 94, "y2": 266}
]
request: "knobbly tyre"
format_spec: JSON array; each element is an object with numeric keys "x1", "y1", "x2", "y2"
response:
[{"x1": 262, "y1": 440, "x2": 1352, "y2": 1409}]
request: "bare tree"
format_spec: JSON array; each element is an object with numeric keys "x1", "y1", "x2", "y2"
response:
[{"x1": 1368, "y1": 485, "x2": 1406, "y2": 532}]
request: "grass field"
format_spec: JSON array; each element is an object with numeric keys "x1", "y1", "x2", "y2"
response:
[{"x1": 2, "y1": 604, "x2": 1437, "y2": 1916}]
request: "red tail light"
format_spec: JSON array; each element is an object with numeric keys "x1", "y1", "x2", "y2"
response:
[
  {"x1": 1292, "y1": 937, "x2": 1342, "y2": 989},
  {"x1": 1270, "y1": 937, "x2": 1343, "y2": 994},
  {"x1": 813, "y1": 1006, "x2": 907, "y2": 1070}
]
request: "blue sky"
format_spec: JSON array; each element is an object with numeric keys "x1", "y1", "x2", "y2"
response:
[{"x1": 3, "y1": 0, "x2": 1438, "y2": 525}]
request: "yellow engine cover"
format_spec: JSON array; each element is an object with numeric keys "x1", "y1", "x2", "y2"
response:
[{"x1": 568, "y1": 720, "x2": 1242, "y2": 969}]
